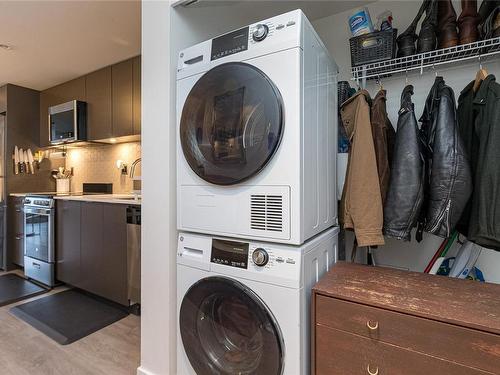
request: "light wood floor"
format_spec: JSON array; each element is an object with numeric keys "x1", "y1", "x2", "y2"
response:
[{"x1": 0, "y1": 271, "x2": 140, "y2": 375}]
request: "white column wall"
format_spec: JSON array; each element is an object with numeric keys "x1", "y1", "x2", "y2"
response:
[{"x1": 139, "y1": 1, "x2": 176, "y2": 375}]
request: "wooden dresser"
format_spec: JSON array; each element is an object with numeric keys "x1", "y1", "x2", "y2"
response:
[{"x1": 311, "y1": 262, "x2": 500, "y2": 375}]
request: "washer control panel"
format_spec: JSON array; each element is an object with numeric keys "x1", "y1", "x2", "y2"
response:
[{"x1": 248, "y1": 244, "x2": 299, "y2": 272}]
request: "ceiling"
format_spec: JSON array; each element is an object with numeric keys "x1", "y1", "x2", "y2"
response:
[
  {"x1": 176, "y1": 0, "x2": 376, "y2": 21},
  {"x1": 0, "y1": 0, "x2": 141, "y2": 91}
]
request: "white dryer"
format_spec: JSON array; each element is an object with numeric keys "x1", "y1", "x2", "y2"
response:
[
  {"x1": 176, "y1": 10, "x2": 338, "y2": 245},
  {"x1": 176, "y1": 227, "x2": 339, "y2": 375}
]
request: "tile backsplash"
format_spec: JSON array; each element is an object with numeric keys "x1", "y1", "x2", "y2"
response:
[{"x1": 65, "y1": 142, "x2": 141, "y2": 194}]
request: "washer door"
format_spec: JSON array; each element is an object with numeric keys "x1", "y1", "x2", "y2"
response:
[
  {"x1": 180, "y1": 276, "x2": 284, "y2": 375},
  {"x1": 180, "y1": 62, "x2": 284, "y2": 185}
]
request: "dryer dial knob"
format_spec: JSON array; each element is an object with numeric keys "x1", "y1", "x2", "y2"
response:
[
  {"x1": 252, "y1": 248, "x2": 269, "y2": 267},
  {"x1": 252, "y1": 24, "x2": 269, "y2": 42}
]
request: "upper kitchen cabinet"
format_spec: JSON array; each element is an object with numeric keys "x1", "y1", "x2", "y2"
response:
[
  {"x1": 39, "y1": 77, "x2": 86, "y2": 147},
  {"x1": 112, "y1": 59, "x2": 134, "y2": 138},
  {"x1": 86, "y1": 66, "x2": 112, "y2": 140},
  {"x1": 132, "y1": 56, "x2": 141, "y2": 135},
  {"x1": 39, "y1": 56, "x2": 141, "y2": 146}
]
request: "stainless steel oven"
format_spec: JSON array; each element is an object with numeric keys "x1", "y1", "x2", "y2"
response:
[{"x1": 24, "y1": 196, "x2": 55, "y2": 286}]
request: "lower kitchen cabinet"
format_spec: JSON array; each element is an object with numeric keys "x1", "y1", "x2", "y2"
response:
[
  {"x1": 7, "y1": 196, "x2": 25, "y2": 267},
  {"x1": 56, "y1": 200, "x2": 81, "y2": 286},
  {"x1": 56, "y1": 200, "x2": 128, "y2": 305}
]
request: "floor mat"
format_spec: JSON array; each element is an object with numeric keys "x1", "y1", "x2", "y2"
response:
[
  {"x1": 0, "y1": 273, "x2": 47, "y2": 307},
  {"x1": 10, "y1": 289, "x2": 128, "y2": 345}
]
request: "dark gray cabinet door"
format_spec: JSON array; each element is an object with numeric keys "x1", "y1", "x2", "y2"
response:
[
  {"x1": 7, "y1": 196, "x2": 25, "y2": 267},
  {"x1": 80, "y1": 202, "x2": 128, "y2": 305},
  {"x1": 80, "y1": 201, "x2": 104, "y2": 296},
  {"x1": 86, "y1": 66, "x2": 112, "y2": 140},
  {"x1": 132, "y1": 56, "x2": 141, "y2": 135},
  {"x1": 39, "y1": 77, "x2": 86, "y2": 147},
  {"x1": 112, "y1": 59, "x2": 134, "y2": 137},
  {"x1": 56, "y1": 200, "x2": 81, "y2": 285},
  {"x1": 102, "y1": 203, "x2": 128, "y2": 305}
]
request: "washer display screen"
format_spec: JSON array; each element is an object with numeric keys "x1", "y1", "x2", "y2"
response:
[{"x1": 211, "y1": 239, "x2": 249, "y2": 269}]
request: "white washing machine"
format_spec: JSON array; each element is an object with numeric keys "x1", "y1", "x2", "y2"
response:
[
  {"x1": 176, "y1": 227, "x2": 339, "y2": 375},
  {"x1": 176, "y1": 9, "x2": 338, "y2": 245}
]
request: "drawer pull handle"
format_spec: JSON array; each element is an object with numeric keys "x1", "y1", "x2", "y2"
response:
[
  {"x1": 367, "y1": 320, "x2": 379, "y2": 330},
  {"x1": 367, "y1": 365, "x2": 379, "y2": 375}
]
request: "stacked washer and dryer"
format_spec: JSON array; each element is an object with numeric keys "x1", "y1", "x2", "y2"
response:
[{"x1": 176, "y1": 9, "x2": 339, "y2": 375}]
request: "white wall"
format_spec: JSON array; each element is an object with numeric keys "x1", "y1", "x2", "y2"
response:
[
  {"x1": 139, "y1": 2, "x2": 176, "y2": 375},
  {"x1": 313, "y1": 1, "x2": 500, "y2": 282}
]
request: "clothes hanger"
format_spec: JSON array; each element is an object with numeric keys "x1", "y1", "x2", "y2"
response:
[{"x1": 473, "y1": 55, "x2": 488, "y2": 92}]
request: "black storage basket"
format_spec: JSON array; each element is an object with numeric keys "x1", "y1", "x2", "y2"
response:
[{"x1": 350, "y1": 29, "x2": 397, "y2": 67}]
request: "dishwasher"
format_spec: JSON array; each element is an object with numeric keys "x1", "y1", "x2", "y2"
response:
[{"x1": 127, "y1": 206, "x2": 141, "y2": 314}]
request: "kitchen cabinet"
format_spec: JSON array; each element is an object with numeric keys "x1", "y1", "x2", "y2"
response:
[
  {"x1": 85, "y1": 66, "x2": 112, "y2": 140},
  {"x1": 56, "y1": 200, "x2": 128, "y2": 305},
  {"x1": 112, "y1": 59, "x2": 134, "y2": 138},
  {"x1": 102, "y1": 204, "x2": 128, "y2": 305},
  {"x1": 7, "y1": 196, "x2": 25, "y2": 267},
  {"x1": 56, "y1": 200, "x2": 81, "y2": 286},
  {"x1": 39, "y1": 77, "x2": 86, "y2": 147},
  {"x1": 39, "y1": 56, "x2": 141, "y2": 145},
  {"x1": 132, "y1": 56, "x2": 141, "y2": 135}
]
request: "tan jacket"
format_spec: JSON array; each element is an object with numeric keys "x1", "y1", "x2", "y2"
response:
[{"x1": 340, "y1": 90, "x2": 385, "y2": 246}]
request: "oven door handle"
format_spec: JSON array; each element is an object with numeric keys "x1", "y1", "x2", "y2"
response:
[{"x1": 24, "y1": 207, "x2": 52, "y2": 216}]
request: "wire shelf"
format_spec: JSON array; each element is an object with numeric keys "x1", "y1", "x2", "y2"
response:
[{"x1": 351, "y1": 37, "x2": 500, "y2": 82}]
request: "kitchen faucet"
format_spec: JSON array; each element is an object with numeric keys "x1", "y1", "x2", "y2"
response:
[{"x1": 130, "y1": 158, "x2": 142, "y2": 178}]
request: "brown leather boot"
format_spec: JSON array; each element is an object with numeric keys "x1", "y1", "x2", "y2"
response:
[
  {"x1": 458, "y1": 0, "x2": 480, "y2": 44},
  {"x1": 437, "y1": 0, "x2": 459, "y2": 48}
]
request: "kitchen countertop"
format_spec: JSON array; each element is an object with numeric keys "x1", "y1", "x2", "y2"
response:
[
  {"x1": 9, "y1": 192, "x2": 141, "y2": 205},
  {"x1": 54, "y1": 194, "x2": 141, "y2": 205},
  {"x1": 10, "y1": 192, "x2": 59, "y2": 197}
]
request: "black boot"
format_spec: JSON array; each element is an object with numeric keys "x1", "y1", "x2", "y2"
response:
[
  {"x1": 418, "y1": 0, "x2": 438, "y2": 53},
  {"x1": 397, "y1": 0, "x2": 430, "y2": 57}
]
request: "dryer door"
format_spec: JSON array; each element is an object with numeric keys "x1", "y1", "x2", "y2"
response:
[
  {"x1": 180, "y1": 62, "x2": 284, "y2": 185},
  {"x1": 180, "y1": 276, "x2": 284, "y2": 375}
]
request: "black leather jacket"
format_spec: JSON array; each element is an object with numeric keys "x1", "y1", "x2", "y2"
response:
[
  {"x1": 384, "y1": 86, "x2": 424, "y2": 241},
  {"x1": 418, "y1": 77, "x2": 472, "y2": 239}
]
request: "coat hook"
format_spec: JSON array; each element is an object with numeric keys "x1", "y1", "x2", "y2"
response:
[
  {"x1": 478, "y1": 55, "x2": 483, "y2": 70},
  {"x1": 405, "y1": 69, "x2": 409, "y2": 85}
]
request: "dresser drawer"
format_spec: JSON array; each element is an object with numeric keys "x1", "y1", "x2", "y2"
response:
[
  {"x1": 315, "y1": 295, "x2": 500, "y2": 374},
  {"x1": 315, "y1": 325, "x2": 492, "y2": 375}
]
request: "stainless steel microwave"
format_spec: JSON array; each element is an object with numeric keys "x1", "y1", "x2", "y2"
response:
[{"x1": 48, "y1": 100, "x2": 87, "y2": 144}]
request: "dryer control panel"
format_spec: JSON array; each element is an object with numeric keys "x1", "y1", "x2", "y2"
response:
[{"x1": 177, "y1": 9, "x2": 303, "y2": 75}]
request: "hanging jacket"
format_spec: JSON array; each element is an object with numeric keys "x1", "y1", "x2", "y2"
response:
[
  {"x1": 371, "y1": 89, "x2": 396, "y2": 205},
  {"x1": 457, "y1": 75, "x2": 500, "y2": 251},
  {"x1": 384, "y1": 86, "x2": 424, "y2": 241},
  {"x1": 418, "y1": 77, "x2": 472, "y2": 239},
  {"x1": 455, "y1": 79, "x2": 479, "y2": 235},
  {"x1": 340, "y1": 90, "x2": 385, "y2": 247}
]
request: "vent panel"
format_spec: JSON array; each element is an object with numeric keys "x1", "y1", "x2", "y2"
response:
[{"x1": 251, "y1": 195, "x2": 283, "y2": 232}]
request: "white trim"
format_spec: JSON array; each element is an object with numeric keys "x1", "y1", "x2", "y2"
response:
[{"x1": 136, "y1": 366, "x2": 157, "y2": 375}]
